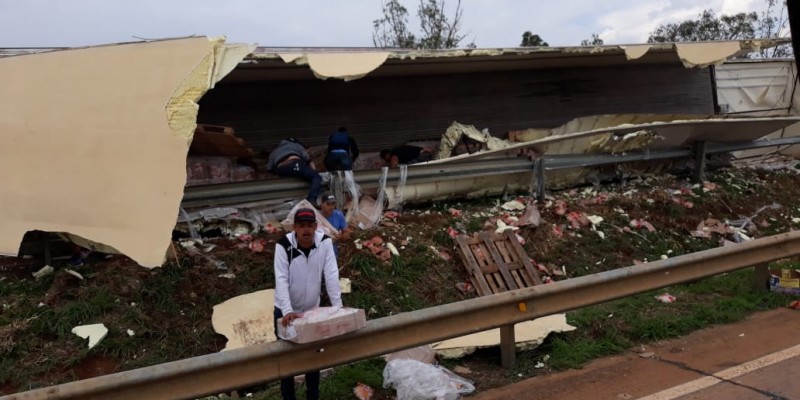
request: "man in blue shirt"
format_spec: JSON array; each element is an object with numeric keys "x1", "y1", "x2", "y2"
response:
[
  {"x1": 324, "y1": 127, "x2": 360, "y2": 171},
  {"x1": 320, "y1": 193, "x2": 350, "y2": 258}
]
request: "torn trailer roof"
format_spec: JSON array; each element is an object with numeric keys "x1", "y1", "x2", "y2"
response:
[{"x1": 1, "y1": 37, "x2": 797, "y2": 268}]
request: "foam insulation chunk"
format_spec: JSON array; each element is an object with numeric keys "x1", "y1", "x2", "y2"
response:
[
  {"x1": 675, "y1": 41, "x2": 741, "y2": 68},
  {"x1": 72, "y1": 323, "x2": 108, "y2": 350},
  {"x1": 433, "y1": 314, "x2": 576, "y2": 358},
  {"x1": 620, "y1": 45, "x2": 651, "y2": 60},
  {"x1": 0, "y1": 37, "x2": 252, "y2": 268},
  {"x1": 279, "y1": 52, "x2": 390, "y2": 81},
  {"x1": 212, "y1": 289, "x2": 277, "y2": 351}
]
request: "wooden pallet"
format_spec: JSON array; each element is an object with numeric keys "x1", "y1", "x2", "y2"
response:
[
  {"x1": 190, "y1": 124, "x2": 254, "y2": 158},
  {"x1": 455, "y1": 230, "x2": 542, "y2": 297}
]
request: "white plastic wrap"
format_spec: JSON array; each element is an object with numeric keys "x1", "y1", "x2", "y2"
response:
[{"x1": 383, "y1": 359, "x2": 475, "y2": 400}]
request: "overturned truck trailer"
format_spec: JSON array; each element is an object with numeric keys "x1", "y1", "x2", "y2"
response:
[{"x1": 2, "y1": 37, "x2": 799, "y2": 267}]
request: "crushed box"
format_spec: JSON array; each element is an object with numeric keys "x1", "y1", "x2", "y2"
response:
[
  {"x1": 769, "y1": 268, "x2": 800, "y2": 295},
  {"x1": 278, "y1": 307, "x2": 366, "y2": 344}
]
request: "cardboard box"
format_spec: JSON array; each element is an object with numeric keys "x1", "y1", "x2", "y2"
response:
[
  {"x1": 769, "y1": 269, "x2": 800, "y2": 295},
  {"x1": 278, "y1": 307, "x2": 366, "y2": 344}
]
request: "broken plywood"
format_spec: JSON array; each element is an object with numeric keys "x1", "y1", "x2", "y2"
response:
[
  {"x1": 455, "y1": 231, "x2": 542, "y2": 297},
  {"x1": 432, "y1": 314, "x2": 576, "y2": 358},
  {"x1": 0, "y1": 37, "x2": 254, "y2": 268},
  {"x1": 212, "y1": 289, "x2": 276, "y2": 351}
]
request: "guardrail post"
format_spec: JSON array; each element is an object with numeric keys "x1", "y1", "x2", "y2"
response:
[
  {"x1": 693, "y1": 141, "x2": 707, "y2": 183},
  {"x1": 534, "y1": 157, "x2": 546, "y2": 203},
  {"x1": 500, "y1": 324, "x2": 516, "y2": 368},
  {"x1": 752, "y1": 263, "x2": 771, "y2": 293}
]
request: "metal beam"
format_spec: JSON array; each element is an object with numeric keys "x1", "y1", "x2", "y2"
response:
[
  {"x1": 181, "y1": 137, "x2": 800, "y2": 208},
  {"x1": 7, "y1": 230, "x2": 800, "y2": 400}
]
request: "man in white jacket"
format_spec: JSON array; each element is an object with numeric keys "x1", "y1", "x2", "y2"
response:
[{"x1": 273, "y1": 207, "x2": 342, "y2": 400}]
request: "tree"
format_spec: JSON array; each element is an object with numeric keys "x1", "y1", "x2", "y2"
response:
[
  {"x1": 373, "y1": 0, "x2": 471, "y2": 49},
  {"x1": 520, "y1": 31, "x2": 548, "y2": 47},
  {"x1": 372, "y1": 0, "x2": 417, "y2": 48},
  {"x1": 647, "y1": 1, "x2": 790, "y2": 58},
  {"x1": 648, "y1": 9, "x2": 757, "y2": 42},
  {"x1": 580, "y1": 33, "x2": 604, "y2": 46}
]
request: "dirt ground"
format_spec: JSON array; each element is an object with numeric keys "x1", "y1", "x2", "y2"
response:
[{"x1": 2, "y1": 163, "x2": 800, "y2": 396}]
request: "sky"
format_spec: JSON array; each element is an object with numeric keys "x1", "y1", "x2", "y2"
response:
[{"x1": 0, "y1": 0, "x2": 773, "y2": 49}]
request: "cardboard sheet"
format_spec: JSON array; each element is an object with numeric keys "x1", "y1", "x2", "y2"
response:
[
  {"x1": 0, "y1": 37, "x2": 252, "y2": 267},
  {"x1": 212, "y1": 289, "x2": 277, "y2": 351}
]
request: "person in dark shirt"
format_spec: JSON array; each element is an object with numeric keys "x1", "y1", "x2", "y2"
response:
[
  {"x1": 379, "y1": 145, "x2": 434, "y2": 167},
  {"x1": 324, "y1": 127, "x2": 360, "y2": 171},
  {"x1": 267, "y1": 138, "x2": 322, "y2": 204}
]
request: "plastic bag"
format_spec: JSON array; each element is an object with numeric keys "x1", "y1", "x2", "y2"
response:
[{"x1": 383, "y1": 359, "x2": 475, "y2": 400}]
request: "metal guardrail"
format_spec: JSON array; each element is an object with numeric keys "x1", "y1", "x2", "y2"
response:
[
  {"x1": 6, "y1": 230, "x2": 800, "y2": 400},
  {"x1": 181, "y1": 137, "x2": 800, "y2": 208}
]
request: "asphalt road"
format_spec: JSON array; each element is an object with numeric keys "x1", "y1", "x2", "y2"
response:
[{"x1": 472, "y1": 308, "x2": 800, "y2": 400}]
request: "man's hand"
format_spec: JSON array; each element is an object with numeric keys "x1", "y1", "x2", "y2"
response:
[{"x1": 281, "y1": 312, "x2": 303, "y2": 327}]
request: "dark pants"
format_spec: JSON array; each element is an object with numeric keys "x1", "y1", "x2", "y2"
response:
[
  {"x1": 324, "y1": 151, "x2": 353, "y2": 172},
  {"x1": 274, "y1": 307, "x2": 320, "y2": 400},
  {"x1": 275, "y1": 160, "x2": 322, "y2": 205}
]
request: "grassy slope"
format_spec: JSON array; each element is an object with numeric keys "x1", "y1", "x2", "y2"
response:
[{"x1": 2, "y1": 167, "x2": 800, "y2": 399}]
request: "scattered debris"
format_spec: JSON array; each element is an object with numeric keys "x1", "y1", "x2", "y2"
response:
[
  {"x1": 263, "y1": 223, "x2": 279, "y2": 234},
  {"x1": 501, "y1": 200, "x2": 526, "y2": 211},
  {"x1": 789, "y1": 300, "x2": 800, "y2": 310},
  {"x1": 386, "y1": 243, "x2": 400, "y2": 256},
  {"x1": 64, "y1": 269, "x2": 84, "y2": 280},
  {"x1": 218, "y1": 273, "x2": 236, "y2": 279},
  {"x1": 655, "y1": 293, "x2": 676, "y2": 303},
  {"x1": 383, "y1": 359, "x2": 475, "y2": 400},
  {"x1": 32, "y1": 265, "x2": 54, "y2": 280},
  {"x1": 455, "y1": 282, "x2": 474, "y2": 294},
  {"x1": 384, "y1": 211, "x2": 400, "y2": 220},
  {"x1": 340, "y1": 278, "x2": 352, "y2": 294},
  {"x1": 671, "y1": 197, "x2": 694, "y2": 209},
  {"x1": 248, "y1": 239, "x2": 266, "y2": 253},
  {"x1": 71, "y1": 323, "x2": 108, "y2": 349},
  {"x1": 629, "y1": 219, "x2": 656, "y2": 232},
  {"x1": 534, "y1": 361, "x2": 545, "y2": 368},
  {"x1": 586, "y1": 215, "x2": 604, "y2": 228},
  {"x1": 638, "y1": 351, "x2": 655, "y2": 358},
  {"x1": 453, "y1": 366, "x2": 472, "y2": 375},
  {"x1": 353, "y1": 382, "x2": 375, "y2": 400},
  {"x1": 516, "y1": 203, "x2": 541, "y2": 227},
  {"x1": 495, "y1": 220, "x2": 519, "y2": 234},
  {"x1": 127, "y1": 329, "x2": 135, "y2": 337},
  {"x1": 566, "y1": 212, "x2": 590, "y2": 229},
  {"x1": 553, "y1": 200, "x2": 568, "y2": 216},
  {"x1": 448, "y1": 208, "x2": 462, "y2": 217},
  {"x1": 447, "y1": 227, "x2": 460, "y2": 238}
]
